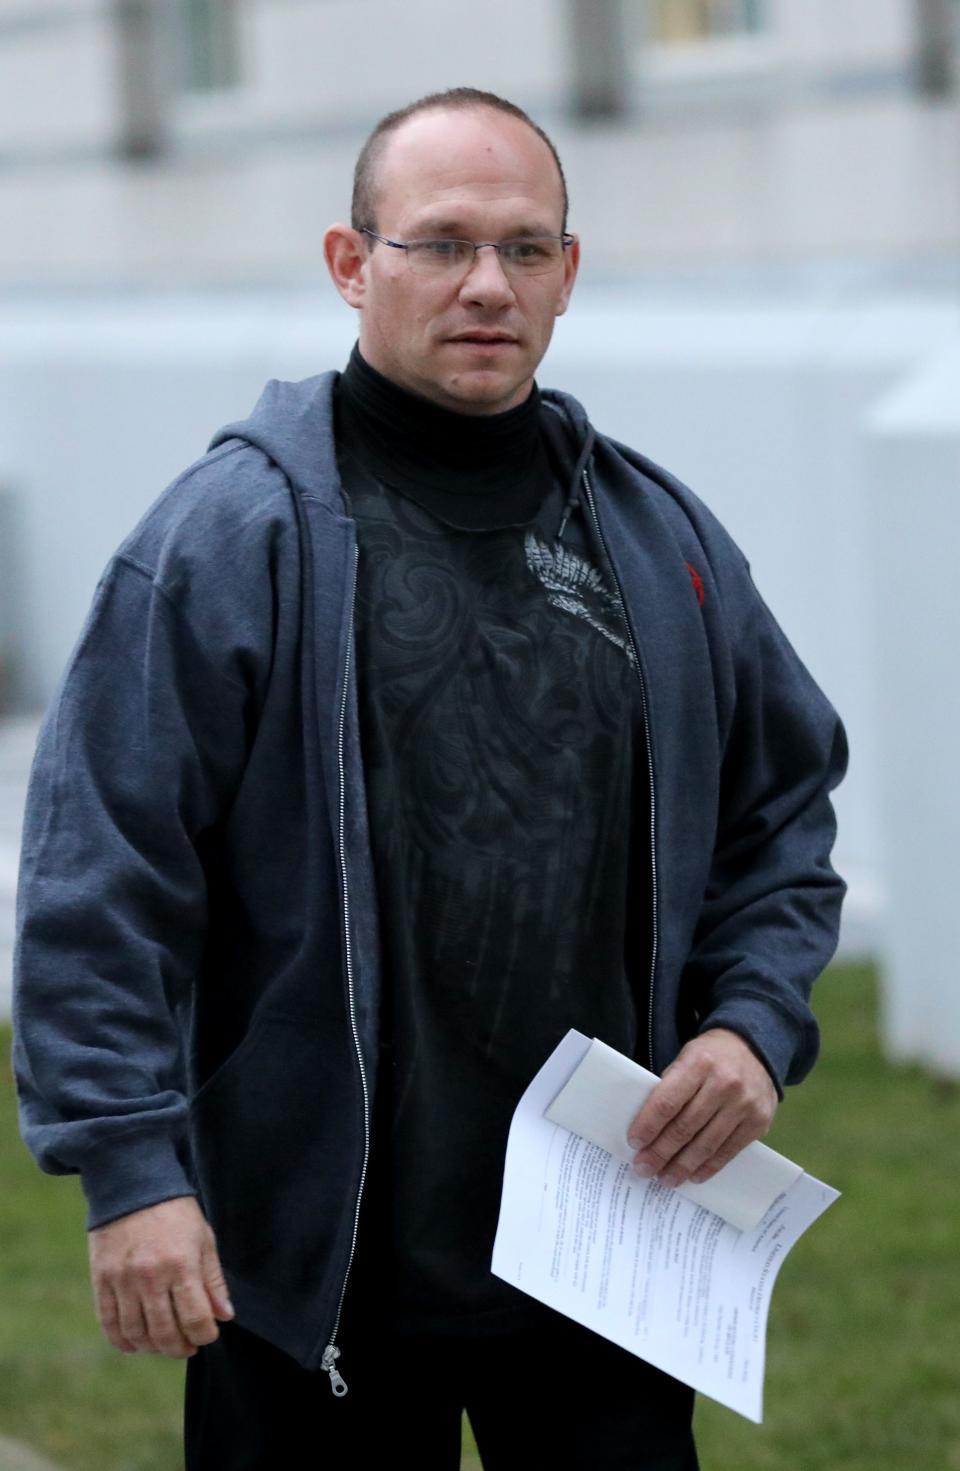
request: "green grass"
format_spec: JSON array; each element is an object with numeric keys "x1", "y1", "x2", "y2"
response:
[
  {"x1": 3, "y1": 963, "x2": 959, "y2": 1470},
  {"x1": 0, "y1": 1037, "x2": 183, "y2": 1469},
  {"x1": 692, "y1": 961, "x2": 960, "y2": 1471}
]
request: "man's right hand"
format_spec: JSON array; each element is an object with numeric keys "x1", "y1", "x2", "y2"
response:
[{"x1": 88, "y1": 1195, "x2": 235, "y2": 1358}]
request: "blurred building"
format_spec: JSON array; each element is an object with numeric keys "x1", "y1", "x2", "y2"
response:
[
  {"x1": 1, "y1": 1, "x2": 959, "y2": 1064},
  {"x1": 0, "y1": 0, "x2": 956, "y2": 285}
]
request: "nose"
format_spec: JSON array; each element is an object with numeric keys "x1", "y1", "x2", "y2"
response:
[{"x1": 457, "y1": 244, "x2": 516, "y2": 306}]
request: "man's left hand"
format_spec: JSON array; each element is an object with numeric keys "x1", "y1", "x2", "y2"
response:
[{"x1": 625, "y1": 1029, "x2": 778, "y2": 1187}]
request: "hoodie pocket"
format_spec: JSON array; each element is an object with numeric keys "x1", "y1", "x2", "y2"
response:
[{"x1": 187, "y1": 1014, "x2": 362, "y2": 1294}]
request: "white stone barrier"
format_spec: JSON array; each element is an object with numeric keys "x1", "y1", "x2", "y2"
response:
[{"x1": 864, "y1": 339, "x2": 960, "y2": 1074}]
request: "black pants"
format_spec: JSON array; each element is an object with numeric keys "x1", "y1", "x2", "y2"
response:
[{"x1": 184, "y1": 1297, "x2": 699, "y2": 1470}]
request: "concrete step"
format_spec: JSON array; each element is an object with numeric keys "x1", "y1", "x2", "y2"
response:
[{"x1": 0, "y1": 1434, "x2": 66, "y2": 1471}]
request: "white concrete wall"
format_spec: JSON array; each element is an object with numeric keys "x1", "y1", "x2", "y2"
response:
[
  {"x1": 0, "y1": 298, "x2": 356, "y2": 711},
  {"x1": 3, "y1": 286, "x2": 958, "y2": 973},
  {"x1": 0, "y1": 717, "x2": 36, "y2": 1017},
  {"x1": 864, "y1": 341, "x2": 960, "y2": 1074}
]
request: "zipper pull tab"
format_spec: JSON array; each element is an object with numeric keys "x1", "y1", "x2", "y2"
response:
[{"x1": 321, "y1": 1343, "x2": 349, "y2": 1397}]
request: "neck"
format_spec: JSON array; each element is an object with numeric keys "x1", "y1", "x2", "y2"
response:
[
  {"x1": 342, "y1": 343, "x2": 540, "y2": 461},
  {"x1": 332, "y1": 342, "x2": 553, "y2": 530}
]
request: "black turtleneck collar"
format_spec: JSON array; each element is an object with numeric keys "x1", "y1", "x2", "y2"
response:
[{"x1": 333, "y1": 341, "x2": 555, "y2": 531}]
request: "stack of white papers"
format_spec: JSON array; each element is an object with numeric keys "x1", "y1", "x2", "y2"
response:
[{"x1": 491, "y1": 1030, "x2": 839, "y2": 1422}]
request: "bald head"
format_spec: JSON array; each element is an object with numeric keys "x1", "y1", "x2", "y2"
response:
[{"x1": 351, "y1": 87, "x2": 569, "y2": 237}]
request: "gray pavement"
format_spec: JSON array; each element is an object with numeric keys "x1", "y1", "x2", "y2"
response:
[
  {"x1": 0, "y1": 716, "x2": 41, "y2": 1020},
  {"x1": 0, "y1": 1435, "x2": 66, "y2": 1471}
]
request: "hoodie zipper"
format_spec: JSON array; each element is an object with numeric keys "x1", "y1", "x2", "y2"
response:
[
  {"x1": 580, "y1": 470, "x2": 659, "y2": 1073},
  {"x1": 320, "y1": 540, "x2": 369, "y2": 1398}
]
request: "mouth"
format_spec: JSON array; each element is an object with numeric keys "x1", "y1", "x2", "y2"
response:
[{"x1": 447, "y1": 333, "x2": 518, "y2": 348}]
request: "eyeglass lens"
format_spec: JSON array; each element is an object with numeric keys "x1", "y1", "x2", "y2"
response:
[{"x1": 406, "y1": 239, "x2": 566, "y2": 276}]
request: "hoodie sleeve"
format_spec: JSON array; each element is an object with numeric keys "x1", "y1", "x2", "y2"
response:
[
  {"x1": 684, "y1": 564, "x2": 849, "y2": 1099},
  {"x1": 11, "y1": 552, "x2": 254, "y2": 1230}
]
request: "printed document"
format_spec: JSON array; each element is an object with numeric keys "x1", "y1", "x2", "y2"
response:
[{"x1": 491, "y1": 1030, "x2": 839, "y2": 1422}]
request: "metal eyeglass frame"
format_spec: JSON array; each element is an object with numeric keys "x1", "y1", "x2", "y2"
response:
[{"x1": 359, "y1": 227, "x2": 576, "y2": 274}]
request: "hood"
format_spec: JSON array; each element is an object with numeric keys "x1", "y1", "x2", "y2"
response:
[
  {"x1": 208, "y1": 370, "x2": 342, "y2": 508},
  {"x1": 208, "y1": 368, "x2": 596, "y2": 538}
]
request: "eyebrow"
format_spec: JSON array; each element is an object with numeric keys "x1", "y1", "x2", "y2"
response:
[{"x1": 407, "y1": 218, "x2": 560, "y2": 239}]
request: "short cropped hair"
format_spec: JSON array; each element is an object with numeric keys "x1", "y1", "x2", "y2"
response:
[{"x1": 351, "y1": 87, "x2": 569, "y2": 236}]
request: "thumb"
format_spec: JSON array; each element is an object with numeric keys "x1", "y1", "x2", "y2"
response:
[{"x1": 200, "y1": 1235, "x2": 235, "y2": 1320}]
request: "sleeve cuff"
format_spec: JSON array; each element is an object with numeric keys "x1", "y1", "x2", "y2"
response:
[
  {"x1": 694, "y1": 991, "x2": 812, "y2": 1102},
  {"x1": 81, "y1": 1131, "x2": 198, "y2": 1232}
]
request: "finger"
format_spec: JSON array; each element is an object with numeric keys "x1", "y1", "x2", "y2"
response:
[
  {"x1": 95, "y1": 1282, "x2": 140, "y2": 1355},
  {"x1": 200, "y1": 1238, "x2": 235, "y2": 1322},
  {"x1": 116, "y1": 1288, "x2": 155, "y2": 1354},
  {"x1": 630, "y1": 1089, "x2": 725, "y2": 1178},
  {"x1": 655, "y1": 1110, "x2": 741, "y2": 1187},
  {"x1": 141, "y1": 1285, "x2": 199, "y2": 1358},
  {"x1": 627, "y1": 1064, "x2": 702, "y2": 1155},
  {"x1": 688, "y1": 1118, "x2": 767, "y2": 1184},
  {"x1": 650, "y1": 1071, "x2": 777, "y2": 1185},
  {"x1": 171, "y1": 1278, "x2": 222, "y2": 1349}
]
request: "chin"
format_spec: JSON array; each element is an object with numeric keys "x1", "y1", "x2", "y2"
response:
[{"x1": 442, "y1": 373, "x2": 527, "y2": 415}]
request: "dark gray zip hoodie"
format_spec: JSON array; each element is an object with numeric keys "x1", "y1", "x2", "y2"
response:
[{"x1": 11, "y1": 370, "x2": 847, "y2": 1380}]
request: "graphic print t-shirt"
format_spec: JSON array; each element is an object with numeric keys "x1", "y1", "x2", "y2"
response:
[{"x1": 336, "y1": 387, "x2": 651, "y2": 1334}]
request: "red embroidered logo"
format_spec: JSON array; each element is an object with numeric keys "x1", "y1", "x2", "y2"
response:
[{"x1": 686, "y1": 562, "x2": 705, "y2": 607}]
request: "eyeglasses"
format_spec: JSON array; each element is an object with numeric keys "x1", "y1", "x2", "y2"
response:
[{"x1": 360, "y1": 228, "x2": 575, "y2": 278}]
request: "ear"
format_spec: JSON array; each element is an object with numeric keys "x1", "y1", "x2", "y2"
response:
[
  {"x1": 324, "y1": 224, "x2": 368, "y2": 310},
  {"x1": 554, "y1": 234, "x2": 580, "y2": 317}
]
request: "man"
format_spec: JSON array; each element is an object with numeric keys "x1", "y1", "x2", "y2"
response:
[{"x1": 12, "y1": 88, "x2": 847, "y2": 1468}]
